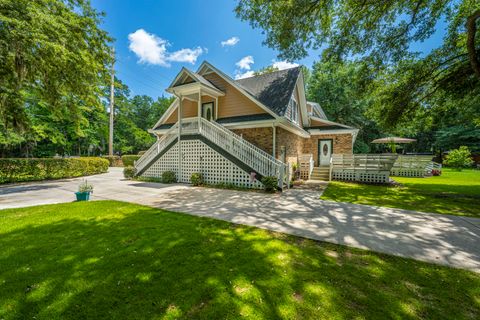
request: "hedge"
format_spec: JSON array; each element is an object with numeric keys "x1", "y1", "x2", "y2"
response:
[
  {"x1": 121, "y1": 155, "x2": 141, "y2": 167},
  {"x1": 101, "y1": 155, "x2": 123, "y2": 167},
  {"x1": 0, "y1": 157, "x2": 109, "y2": 184}
]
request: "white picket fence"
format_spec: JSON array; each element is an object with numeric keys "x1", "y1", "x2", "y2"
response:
[{"x1": 135, "y1": 118, "x2": 286, "y2": 188}]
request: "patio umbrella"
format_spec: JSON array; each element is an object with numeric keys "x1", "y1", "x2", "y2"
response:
[{"x1": 371, "y1": 137, "x2": 417, "y2": 144}]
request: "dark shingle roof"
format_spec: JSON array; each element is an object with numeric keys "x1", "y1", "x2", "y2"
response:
[
  {"x1": 235, "y1": 67, "x2": 301, "y2": 117},
  {"x1": 216, "y1": 114, "x2": 275, "y2": 124}
]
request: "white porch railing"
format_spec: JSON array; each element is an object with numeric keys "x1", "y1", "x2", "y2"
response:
[{"x1": 135, "y1": 117, "x2": 286, "y2": 187}]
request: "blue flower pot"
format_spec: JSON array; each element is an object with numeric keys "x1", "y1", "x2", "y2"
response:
[{"x1": 75, "y1": 192, "x2": 91, "y2": 201}]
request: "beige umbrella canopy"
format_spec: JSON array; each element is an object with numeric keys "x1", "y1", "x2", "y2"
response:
[{"x1": 371, "y1": 137, "x2": 417, "y2": 144}]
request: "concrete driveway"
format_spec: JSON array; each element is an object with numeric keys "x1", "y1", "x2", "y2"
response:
[{"x1": 1, "y1": 168, "x2": 479, "y2": 272}]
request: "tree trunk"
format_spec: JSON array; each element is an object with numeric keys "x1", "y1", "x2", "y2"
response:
[{"x1": 466, "y1": 10, "x2": 480, "y2": 78}]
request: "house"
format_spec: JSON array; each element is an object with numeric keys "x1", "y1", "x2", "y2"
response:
[{"x1": 135, "y1": 61, "x2": 358, "y2": 189}]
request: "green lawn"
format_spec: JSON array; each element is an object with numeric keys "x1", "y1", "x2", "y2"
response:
[
  {"x1": 321, "y1": 168, "x2": 480, "y2": 217},
  {"x1": 1, "y1": 201, "x2": 479, "y2": 319}
]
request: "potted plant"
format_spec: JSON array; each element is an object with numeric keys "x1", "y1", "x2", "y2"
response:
[{"x1": 75, "y1": 180, "x2": 93, "y2": 201}]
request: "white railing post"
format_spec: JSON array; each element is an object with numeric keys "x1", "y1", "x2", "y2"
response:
[{"x1": 329, "y1": 156, "x2": 333, "y2": 181}]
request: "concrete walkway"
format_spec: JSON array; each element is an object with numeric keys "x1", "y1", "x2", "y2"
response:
[{"x1": 1, "y1": 168, "x2": 479, "y2": 272}]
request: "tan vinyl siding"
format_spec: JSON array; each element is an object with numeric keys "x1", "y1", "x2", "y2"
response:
[
  {"x1": 203, "y1": 72, "x2": 267, "y2": 118},
  {"x1": 164, "y1": 99, "x2": 198, "y2": 123}
]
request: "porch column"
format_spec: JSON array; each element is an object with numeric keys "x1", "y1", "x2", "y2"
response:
[
  {"x1": 178, "y1": 94, "x2": 182, "y2": 180},
  {"x1": 215, "y1": 97, "x2": 218, "y2": 120},
  {"x1": 272, "y1": 124, "x2": 276, "y2": 158},
  {"x1": 197, "y1": 88, "x2": 201, "y2": 132}
]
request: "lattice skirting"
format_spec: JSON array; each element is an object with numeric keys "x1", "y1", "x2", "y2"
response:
[
  {"x1": 390, "y1": 169, "x2": 427, "y2": 177},
  {"x1": 142, "y1": 139, "x2": 263, "y2": 189},
  {"x1": 332, "y1": 170, "x2": 390, "y2": 183}
]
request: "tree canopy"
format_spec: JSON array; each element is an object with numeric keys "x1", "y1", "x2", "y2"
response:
[
  {"x1": 236, "y1": 0, "x2": 480, "y2": 128},
  {"x1": 0, "y1": 0, "x2": 112, "y2": 138}
]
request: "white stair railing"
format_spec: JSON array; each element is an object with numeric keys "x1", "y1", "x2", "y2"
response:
[
  {"x1": 134, "y1": 123, "x2": 178, "y2": 173},
  {"x1": 198, "y1": 118, "x2": 284, "y2": 179},
  {"x1": 135, "y1": 117, "x2": 286, "y2": 187}
]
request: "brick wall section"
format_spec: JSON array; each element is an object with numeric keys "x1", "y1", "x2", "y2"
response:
[
  {"x1": 275, "y1": 127, "x2": 304, "y2": 164},
  {"x1": 303, "y1": 134, "x2": 353, "y2": 165},
  {"x1": 231, "y1": 127, "x2": 353, "y2": 167},
  {"x1": 231, "y1": 127, "x2": 273, "y2": 156}
]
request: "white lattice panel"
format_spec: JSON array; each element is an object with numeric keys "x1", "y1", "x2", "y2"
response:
[
  {"x1": 390, "y1": 169, "x2": 427, "y2": 177},
  {"x1": 332, "y1": 170, "x2": 390, "y2": 184},
  {"x1": 143, "y1": 139, "x2": 263, "y2": 189}
]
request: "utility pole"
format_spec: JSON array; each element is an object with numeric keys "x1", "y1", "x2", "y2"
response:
[{"x1": 108, "y1": 48, "x2": 115, "y2": 156}]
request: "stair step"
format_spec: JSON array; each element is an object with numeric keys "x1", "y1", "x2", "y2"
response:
[{"x1": 309, "y1": 177, "x2": 329, "y2": 181}]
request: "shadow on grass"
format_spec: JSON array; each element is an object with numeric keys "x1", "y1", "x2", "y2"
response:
[{"x1": 0, "y1": 201, "x2": 479, "y2": 319}]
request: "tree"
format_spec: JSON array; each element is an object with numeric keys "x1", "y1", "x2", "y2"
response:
[
  {"x1": 254, "y1": 65, "x2": 279, "y2": 76},
  {"x1": 0, "y1": 0, "x2": 112, "y2": 134},
  {"x1": 307, "y1": 60, "x2": 382, "y2": 153},
  {"x1": 236, "y1": 0, "x2": 480, "y2": 75},
  {"x1": 235, "y1": 0, "x2": 480, "y2": 126}
]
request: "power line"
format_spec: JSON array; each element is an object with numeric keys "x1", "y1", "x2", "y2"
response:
[{"x1": 116, "y1": 70, "x2": 166, "y2": 92}]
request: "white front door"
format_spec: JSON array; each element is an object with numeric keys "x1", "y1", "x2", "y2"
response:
[
  {"x1": 318, "y1": 140, "x2": 332, "y2": 166},
  {"x1": 202, "y1": 102, "x2": 214, "y2": 121}
]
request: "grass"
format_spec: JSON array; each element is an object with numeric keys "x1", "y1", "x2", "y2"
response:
[
  {"x1": 1, "y1": 201, "x2": 479, "y2": 319},
  {"x1": 321, "y1": 168, "x2": 480, "y2": 217}
]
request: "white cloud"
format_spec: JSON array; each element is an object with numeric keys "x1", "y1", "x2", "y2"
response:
[
  {"x1": 168, "y1": 47, "x2": 204, "y2": 64},
  {"x1": 272, "y1": 60, "x2": 299, "y2": 70},
  {"x1": 128, "y1": 29, "x2": 169, "y2": 66},
  {"x1": 221, "y1": 36, "x2": 240, "y2": 47},
  {"x1": 128, "y1": 29, "x2": 204, "y2": 67},
  {"x1": 236, "y1": 55, "x2": 254, "y2": 70},
  {"x1": 234, "y1": 70, "x2": 255, "y2": 80}
]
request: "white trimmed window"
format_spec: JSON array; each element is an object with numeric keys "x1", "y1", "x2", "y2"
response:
[{"x1": 289, "y1": 95, "x2": 299, "y2": 125}]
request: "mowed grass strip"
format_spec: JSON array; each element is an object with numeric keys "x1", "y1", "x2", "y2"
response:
[
  {"x1": 321, "y1": 168, "x2": 480, "y2": 217},
  {"x1": 0, "y1": 201, "x2": 479, "y2": 319}
]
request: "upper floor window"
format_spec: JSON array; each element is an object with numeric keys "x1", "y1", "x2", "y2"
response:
[{"x1": 289, "y1": 96, "x2": 299, "y2": 125}]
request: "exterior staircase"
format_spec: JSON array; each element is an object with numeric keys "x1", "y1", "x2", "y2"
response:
[
  {"x1": 134, "y1": 117, "x2": 287, "y2": 189},
  {"x1": 309, "y1": 166, "x2": 330, "y2": 181}
]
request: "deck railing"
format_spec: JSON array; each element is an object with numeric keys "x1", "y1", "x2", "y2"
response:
[
  {"x1": 330, "y1": 153, "x2": 398, "y2": 183},
  {"x1": 391, "y1": 155, "x2": 437, "y2": 177},
  {"x1": 135, "y1": 117, "x2": 286, "y2": 188}
]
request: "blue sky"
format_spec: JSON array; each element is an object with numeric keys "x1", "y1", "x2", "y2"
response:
[{"x1": 91, "y1": 0, "x2": 446, "y2": 99}]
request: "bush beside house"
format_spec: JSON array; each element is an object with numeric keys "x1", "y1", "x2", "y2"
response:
[
  {"x1": 261, "y1": 176, "x2": 278, "y2": 193},
  {"x1": 121, "y1": 155, "x2": 141, "y2": 167},
  {"x1": 190, "y1": 173, "x2": 204, "y2": 186},
  {"x1": 0, "y1": 157, "x2": 109, "y2": 184},
  {"x1": 123, "y1": 166, "x2": 136, "y2": 179}
]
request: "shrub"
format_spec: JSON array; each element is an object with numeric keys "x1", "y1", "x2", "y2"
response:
[
  {"x1": 121, "y1": 155, "x2": 141, "y2": 167},
  {"x1": 162, "y1": 171, "x2": 177, "y2": 183},
  {"x1": 78, "y1": 180, "x2": 94, "y2": 193},
  {"x1": 190, "y1": 172, "x2": 204, "y2": 186},
  {"x1": 123, "y1": 166, "x2": 136, "y2": 179},
  {"x1": 261, "y1": 176, "x2": 278, "y2": 193},
  {"x1": 444, "y1": 146, "x2": 474, "y2": 170},
  {"x1": 135, "y1": 176, "x2": 163, "y2": 183},
  {"x1": 102, "y1": 155, "x2": 123, "y2": 167},
  {"x1": 0, "y1": 157, "x2": 109, "y2": 184}
]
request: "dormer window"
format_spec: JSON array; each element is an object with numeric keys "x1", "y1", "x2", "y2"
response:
[{"x1": 289, "y1": 95, "x2": 299, "y2": 125}]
